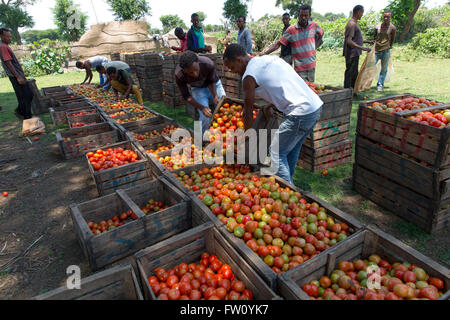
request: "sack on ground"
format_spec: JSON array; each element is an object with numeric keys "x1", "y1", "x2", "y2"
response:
[
  {"x1": 354, "y1": 44, "x2": 376, "y2": 93},
  {"x1": 20, "y1": 117, "x2": 46, "y2": 137}
]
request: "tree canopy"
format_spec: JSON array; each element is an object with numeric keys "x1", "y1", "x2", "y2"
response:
[{"x1": 106, "y1": 0, "x2": 151, "y2": 21}]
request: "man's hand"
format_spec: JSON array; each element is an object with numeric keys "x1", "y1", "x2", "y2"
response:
[
  {"x1": 202, "y1": 107, "x2": 212, "y2": 118},
  {"x1": 213, "y1": 95, "x2": 220, "y2": 105},
  {"x1": 363, "y1": 47, "x2": 372, "y2": 52},
  {"x1": 17, "y1": 76, "x2": 26, "y2": 85},
  {"x1": 264, "y1": 104, "x2": 274, "y2": 119}
]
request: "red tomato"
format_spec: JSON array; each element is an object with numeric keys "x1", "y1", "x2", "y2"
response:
[
  {"x1": 429, "y1": 277, "x2": 444, "y2": 290},
  {"x1": 167, "y1": 288, "x2": 180, "y2": 300}
]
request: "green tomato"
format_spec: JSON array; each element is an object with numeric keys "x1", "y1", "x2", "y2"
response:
[
  {"x1": 416, "y1": 281, "x2": 428, "y2": 289},
  {"x1": 270, "y1": 192, "x2": 280, "y2": 200},
  {"x1": 286, "y1": 217, "x2": 292, "y2": 225},
  {"x1": 357, "y1": 270, "x2": 367, "y2": 282},
  {"x1": 253, "y1": 228, "x2": 263, "y2": 239},
  {"x1": 236, "y1": 215, "x2": 244, "y2": 224},
  {"x1": 337, "y1": 233, "x2": 347, "y2": 242},
  {"x1": 331, "y1": 284, "x2": 340, "y2": 292},
  {"x1": 258, "y1": 221, "x2": 267, "y2": 228},
  {"x1": 307, "y1": 223, "x2": 318, "y2": 234},
  {"x1": 329, "y1": 239, "x2": 337, "y2": 246},
  {"x1": 264, "y1": 255, "x2": 274, "y2": 267},
  {"x1": 288, "y1": 196, "x2": 298, "y2": 204},
  {"x1": 281, "y1": 254, "x2": 289, "y2": 264},
  {"x1": 307, "y1": 214, "x2": 318, "y2": 223},
  {"x1": 272, "y1": 238, "x2": 284, "y2": 248},
  {"x1": 226, "y1": 208, "x2": 234, "y2": 217},
  {"x1": 262, "y1": 213, "x2": 271, "y2": 223},
  {"x1": 360, "y1": 279, "x2": 367, "y2": 288},
  {"x1": 330, "y1": 273, "x2": 340, "y2": 284},
  {"x1": 311, "y1": 280, "x2": 320, "y2": 287},
  {"x1": 317, "y1": 211, "x2": 327, "y2": 221},
  {"x1": 202, "y1": 195, "x2": 214, "y2": 206},
  {"x1": 318, "y1": 287, "x2": 325, "y2": 297},
  {"x1": 234, "y1": 226, "x2": 245, "y2": 238},
  {"x1": 179, "y1": 171, "x2": 185, "y2": 177}
]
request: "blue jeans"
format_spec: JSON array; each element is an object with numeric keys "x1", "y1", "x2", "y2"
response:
[
  {"x1": 270, "y1": 107, "x2": 322, "y2": 185},
  {"x1": 99, "y1": 72, "x2": 109, "y2": 89},
  {"x1": 375, "y1": 49, "x2": 390, "y2": 88},
  {"x1": 190, "y1": 80, "x2": 226, "y2": 134}
]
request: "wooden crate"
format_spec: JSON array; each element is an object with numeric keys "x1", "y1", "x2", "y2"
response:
[
  {"x1": 353, "y1": 134, "x2": 450, "y2": 234},
  {"x1": 85, "y1": 141, "x2": 152, "y2": 196},
  {"x1": 32, "y1": 263, "x2": 144, "y2": 300},
  {"x1": 124, "y1": 117, "x2": 180, "y2": 142},
  {"x1": 190, "y1": 171, "x2": 364, "y2": 291},
  {"x1": 298, "y1": 139, "x2": 353, "y2": 172},
  {"x1": 70, "y1": 177, "x2": 192, "y2": 270},
  {"x1": 134, "y1": 223, "x2": 281, "y2": 300},
  {"x1": 41, "y1": 86, "x2": 68, "y2": 96},
  {"x1": 357, "y1": 95, "x2": 450, "y2": 169},
  {"x1": 185, "y1": 103, "x2": 200, "y2": 121},
  {"x1": 278, "y1": 225, "x2": 450, "y2": 300},
  {"x1": 136, "y1": 135, "x2": 175, "y2": 158},
  {"x1": 50, "y1": 104, "x2": 97, "y2": 125},
  {"x1": 316, "y1": 86, "x2": 353, "y2": 122},
  {"x1": 28, "y1": 79, "x2": 52, "y2": 115},
  {"x1": 111, "y1": 112, "x2": 162, "y2": 135},
  {"x1": 303, "y1": 114, "x2": 351, "y2": 149},
  {"x1": 68, "y1": 112, "x2": 105, "y2": 129},
  {"x1": 56, "y1": 122, "x2": 121, "y2": 160},
  {"x1": 134, "y1": 53, "x2": 163, "y2": 67}
]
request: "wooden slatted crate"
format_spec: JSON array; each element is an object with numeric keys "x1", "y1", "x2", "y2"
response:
[
  {"x1": 41, "y1": 86, "x2": 68, "y2": 96},
  {"x1": 70, "y1": 177, "x2": 192, "y2": 270},
  {"x1": 353, "y1": 133, "x2": 450, "y2": 234},
  {"x1": 183, "y1": 170, "x2": 364, "y2": 291},
  {"x1": 357, "y1": 95, "x2": 449, "y2": 169},
  {"x1": 278, "y1": 225, "x2": 450, "y2": 300},
  {"x1": 134, "y1": 223, "x2": 281, "y2": 300},
  {"x1": 32, "y1": 263, "x2": 143, "y2": 300},
  {"x1": 298, "y1": 139, "x2": 353, "y2": 172},
  {"x1": 68, "y1": 112, "x2": 106, "y2": 129},
  {"x1": 28, "y1": 79, "x2": 52, "y2": 114},
  {"x1": 85, "y1": 141, "x2": 152, "y2": 196},
  {"x1": 49, "y1": 103, "x2": 97, "y2": 125},
  {"x1": 56, "y1": 122, "x2": 121, "y2": 160}
]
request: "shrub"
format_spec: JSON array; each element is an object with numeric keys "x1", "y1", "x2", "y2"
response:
[
  {"x1": 248, "y1": 16, "x2": 285, "y2": 52},
  {"x1": 21, "y1": 39, "x2": 70, "y2": 77},
  {"x1": 409, "y1": 27, "x2": 450, "y2": 58}
]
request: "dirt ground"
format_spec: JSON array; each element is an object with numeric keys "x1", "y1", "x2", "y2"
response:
[{"x1": 0, "y1": 118, "x2": 448, "y2": 299}]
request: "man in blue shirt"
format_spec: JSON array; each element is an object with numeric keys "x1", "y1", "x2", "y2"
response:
[{"x1": 237, "y1": 16, "x2": 253, "y2": 55}]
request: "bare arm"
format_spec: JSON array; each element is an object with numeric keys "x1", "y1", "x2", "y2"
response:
[
  {"x1": 346, "y1": 23, "x2": 371, "y2": 52},
  {"x1": 316, "y1": 33, "x2": 323, "y2": 49},
  {"x1": 242, "y1": 76, "x2": 257, "y2": 130},
  {"x1": 262, "y1": 40, "x2": 282, "y2": 56},
  {"x1": 390, "y1": 27, "x2": 396, "y2": 48},
  {"x1": 207, "y1": 82, "x2": 219, "y2": 104}
]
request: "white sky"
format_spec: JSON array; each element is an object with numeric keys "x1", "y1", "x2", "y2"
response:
[{"x1": 22, "y1": 0, "x2": 448, "y2": 31}]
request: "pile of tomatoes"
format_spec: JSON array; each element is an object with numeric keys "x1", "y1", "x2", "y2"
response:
[
  {"x1": 102, "y1": 101, "x2": 141, "y2": 112},
  {"x1": 154, "y1": 145, "x2": 217, "y2": 171},
  {"x1": 132, "y1": 125, "x2": 179, "y2": 141},
  {"x1": 305, "y1": 81, "x2": 328, "y2": 95},
  {"x1": 146, "y1": 143, "x2": 174, "y2": 154},
  {"x1": 141, "y1": 199, "x2": 169, "y2": 214},
  {"x1": 87, "y1": 147, "x2": 139, "y2": 171},
  {"x1": 115, "y1": 111, "x2": 156, "y2": 124},
  {"x1": 72, "y1": 122, "x2": 97, "y2": 128},
  {"x1": 369, "y1": 97, "x2": 441, "y2": 115},
  {"x1": 68, "y1": 110, "x2": 96, "y2": 117},
  {"x1": 108, "y1": 110, "x2": 127, "y2": 118},
  {"x1": 172, "y1": 164, "x2": 352, "y2": 273},
  {"x1": 128, "y1": 106, "x2": 147, "y2": 114},
  {"x1": 87, "y1": 210, "x2": 138, "y2": 235},
  {"x1": 405, "y1": 110, "x2": 449, "y2": 128},
  {"x1": 148, "y1": 252, "x2": 253, "y2": 300},
  {"x1": 301, "y1": 254, "x2": 446, "y2": 300}
]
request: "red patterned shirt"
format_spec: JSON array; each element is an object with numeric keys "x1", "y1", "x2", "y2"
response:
[{"x1": 279, "y1": 21, "x2": 324, "y2": 72}]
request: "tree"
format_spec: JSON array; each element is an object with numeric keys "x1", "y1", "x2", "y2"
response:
[
  {"x1": 196, "y1": 11, "x2": 207, "y2": 25},
  {"x1": 0, "y1": 3, "x2": 34, "y2": 44},
  {"x1": 22, "y1": 29, "x2": 60, "y2": 43},
  {"x1": 52, "y1": 0, "x2": 88, "y2": 42},
  {"x1": 160, "y1": 14, "x2": 187, "y2": 33},
  {"x1": 106, "y1": 0, "x2": 151, "y2": 21},
  {"x1": 223, "y1": 0, "x2": 250, "y2": 24},
  {"x1": 387, "y1": 0, "x2": 422, "y2": 42},
  {"x1": 275, "y1": 0, "x2": 313, "y2": 18}
]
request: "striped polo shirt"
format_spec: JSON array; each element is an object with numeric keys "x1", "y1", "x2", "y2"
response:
[{"x1": 280, "y1": 21, "x2": 323, "y2": 72}]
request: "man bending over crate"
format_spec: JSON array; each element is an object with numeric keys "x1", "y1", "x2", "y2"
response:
[
  {"x1": 96, "y1": 61, "x2": 131, "y2": 90},
  {"x1": 223, "y1": 44, "x2": 323, "y2": 184},
  {"x1": 76, "y1": 56, "x2": 109, "y2": 87},
  {"x1": 106, "y1": 67, "x2": 144, "y2": 105},
  {"x1": 175, "y1": 50, "x2": 226, "y2": 134}
]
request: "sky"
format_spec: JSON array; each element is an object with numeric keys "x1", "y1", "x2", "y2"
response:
[{"x1": 22, "y1": 0, "x2": 448, "y2": 31}]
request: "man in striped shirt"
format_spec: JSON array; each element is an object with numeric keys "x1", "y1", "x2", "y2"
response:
[{"x1": 262, "y1": 4, "x2": 323, "y2": 83}]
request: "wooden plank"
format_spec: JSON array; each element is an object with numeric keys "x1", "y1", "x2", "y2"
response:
[{"x1": 32, "y1": 263, "x2": 143, "y2": 300}]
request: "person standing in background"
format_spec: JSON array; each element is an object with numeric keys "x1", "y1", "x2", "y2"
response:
[
  {"x1": 343, "y1": 5, "x2": 372, "y2": 92},
  {"x1": 0, "y1": 28, "x2": 33, "y2": 120},
  {"x1": 237, "y1": 16, "x2": 253, "y2": 55},
  {"x1": 280, "y1": 13, "x2": 292, "y2": 65},
  {"x1": 220, "y1": 30, "x2": 233, "y2": 54},
  {"x1": 373, "y1": 9, "x2": 396, "y2": 92},
  {"x1": 171, "y1": 27, "x2": 188, "y2": 53},
  {"x1": 262, "y1": 5, "x2": 323, "y2": 82},
  {"x1": 187, "y1": 13, "x2": 212, "y2": 54},
  {"x1": 76, "y1": 55, "x2": 109, "y2": 86}
]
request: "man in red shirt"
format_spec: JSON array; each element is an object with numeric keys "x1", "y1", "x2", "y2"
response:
[
  {"x1": 171, "y1": 27, "x2": 188, "y2": 53},
  {"x1": 0, "y1": 28, "x2": 33, "y2": 119},
  {"x1": 262, "y1": 4, "x2": 323, "y2": 82}
]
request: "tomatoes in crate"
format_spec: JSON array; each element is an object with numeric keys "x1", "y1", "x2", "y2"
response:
[
  {"x1": 87, "y1": 147, "x2": 139, "y2": 171},
  {"x1": 141, "y1": 199, "x2": 169, "y2": 214}
]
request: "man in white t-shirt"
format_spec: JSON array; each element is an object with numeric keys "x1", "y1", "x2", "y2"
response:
[
  {"x1": 76, "y1": 56, "x2": 109, "y2": 86},
  {"x1": 223, "y1": 44, "x2": 323, "y2": 184}
]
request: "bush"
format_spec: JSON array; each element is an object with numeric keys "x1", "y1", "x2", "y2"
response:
[
  {"x1": 406, "y1": 5, "x2": 450, "y2": 41},
  {"x1": 22, "y1": 39, "x2": 70, "y2": 77},
  {"x1": 409, "y1": 27, "x2": 450, "y2": 58},
  {"x1": 248, "y1": 16, "x2": 285, "y2": 52}
]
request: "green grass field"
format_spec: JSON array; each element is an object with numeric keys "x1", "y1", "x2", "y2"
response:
[{"x1": 1, "y1": 50, "x2": 449, "y2": 203}]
